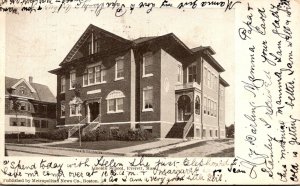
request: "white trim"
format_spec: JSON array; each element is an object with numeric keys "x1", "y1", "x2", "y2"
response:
[
  {"x1": 142, "y1": 108, "x2": 153, "y2": 112},
  {"x1": 187, "y1": 62, "x2": 197, "y2": 83},
  {"x1": 142, "y1": 52, "x2": 153, "y2": 78},
  {"x1": 142, "y1": 73, "x2": 153, "y2": 78},
  {"x1": 56, "y1": 120, "x2": 175, "y2": 127},
  {"x1": 87, "y1": 61, "x2": 102, "y2": 68},
  {"x1": 60, "y1": 75, "x2": 66, "y2": 93},
  {"x1": 87, "y1": 89, "x2": 101, "y2": 95},
  {"x1": 5, "y1": 95, "x2": 34, "y2": 100},
  {"x1": 11, "y1": 78, "x2": 36, "y2": 93},
  {"x1": 115, "y1": 56, "x2": 124, "y2": 81},
  {"x1": 143, "y1": 86, "x2": 153, "y2": 111},
  {"x1": 69, "y1": 70, "x2": 76, "y2": 90}
]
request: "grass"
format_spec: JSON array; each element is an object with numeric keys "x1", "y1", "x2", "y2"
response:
[
  {"x1": 144, "y1": 140, "x2": 208, "y2": 157},
  {"x1": 5, "y1": 138, "x2": 55, "y2": 144},
  {"x1": 142, "y1": 138, "x2": 234, "y2": 157},
  {"x1": 206, "y1": 147, "x2": 235, "y2": 157},
  {"x1": 50, "y1": 139, "x2": 157, "y2": 151}
]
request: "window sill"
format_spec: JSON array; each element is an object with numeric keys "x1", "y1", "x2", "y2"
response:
[
  {"x1": 107, "y1": 110, "x2": 124, "y2": 114},
  {"x1": 60, "y1": 91, "x2": 65, "y2": 94},
  {"x1": 142, "y1": 73, "x2": 153, "y2": 78},
  {"x1": 69, "y1": 88, "x2": 75, "y2": 91},
  {"x1": 70, "y1": 114, "x2": 82, "y2": 117},
  {"x1": 60, "y1": 116, "x2": 65, "y2": 119},
  {"x1": 142, "y1": 108, "x2": 153, "y2": 112},
  {"x1": 82, "y1": 81, "x2": 107, "y2": 87},
  {"x1": 114, "y1": 77, "x2": 124, "y2": 81}
]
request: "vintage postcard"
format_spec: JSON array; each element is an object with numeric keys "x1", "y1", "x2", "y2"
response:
[{"x1": 0, "y1": 0, "x2": 299, "y2": 184}]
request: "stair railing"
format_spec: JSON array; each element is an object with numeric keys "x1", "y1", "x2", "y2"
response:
[
  {"x1": 68, "y1": 116, "x2": 87, "y2": 138},
  {"x1": 183, "y1": 114, "x2": 194, "y2": 139}
]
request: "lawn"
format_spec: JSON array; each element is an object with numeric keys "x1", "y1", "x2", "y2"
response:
[
  {"x1": 50, "y1": 140, "x2": 157, "y2": 151},
  {"x1": 5, "y1": 138, "x2": 56, "y2": 144},
  {"x1": 144, "y1": 138, "x2": 234, "y2": 157},
  {"x1": 206, "y1": 147, "x2": 234, "y2": 157}
]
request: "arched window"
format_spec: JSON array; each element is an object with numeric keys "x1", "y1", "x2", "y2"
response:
[
  {"x1": 195, "y1": 96, "x2": 200, "y2": 115},
  {"x1": 106, "y1": 90, "x2": 125, "y2": 113}
]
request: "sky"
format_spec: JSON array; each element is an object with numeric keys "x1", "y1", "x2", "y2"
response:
[{"x1": 5, "y1": 8, "x2": 235, "y2": 126}]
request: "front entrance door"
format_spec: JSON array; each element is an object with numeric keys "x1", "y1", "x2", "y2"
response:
[
  {"x1": 88, "y1": 102, "x2": 99, "y2": 122},
  {"x1": 177, "y1": 95, "x2": 191, "y2": 122}
]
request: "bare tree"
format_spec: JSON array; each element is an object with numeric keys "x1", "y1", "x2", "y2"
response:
[{"x1": 70, "y1": 81, "x2": 83, "y2": 147}]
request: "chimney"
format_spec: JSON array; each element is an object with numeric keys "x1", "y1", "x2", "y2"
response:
[{"x1": 29, "y1": 76, "x2": 33, "y2": 83}]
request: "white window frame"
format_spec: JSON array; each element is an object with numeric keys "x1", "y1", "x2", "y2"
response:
[
  {"x1": 106, "y1": 90, "x2": 125, "y2": 114},
  {"x1": 204, "y1": 67, "x2": 207, "y2": 86},
  {"x1": 70, "y1": 105, "x2": 81, "y2": 117},
  {"x1": 20, "y1": 101, "x2": 27, "y2": 111},
  {"x1": 142, "y1": 86, "x2": 154, "y2": 112},
  {"x1": 187, "y1": 62, "x2": 197, "y2": 83},
  {"x1": 83, "y1": 62, "x2": 107, "y2": 87},
  {"x1": 142, "y1": 52, "x2": 153, "y2": 78},
  {"x1": 115, "y1": 56, "x2": 124, "y2": 81},
  {"x1": 60, "y1": 76, "x2": 66, "y2": 93},
  {"x1": 107, "y1": 98, "x2": 124, "y2": 114},
  {"x1": 69, "y1": 70, "x2": 76, "y2": 90},
  {"x1": 60, "y1": 101, "x2": 65, "y2": 118}
]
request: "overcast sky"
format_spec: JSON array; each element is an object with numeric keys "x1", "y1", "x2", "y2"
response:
[{"x1": 5, "y1": 8, "x2": 235, "y2": 126}]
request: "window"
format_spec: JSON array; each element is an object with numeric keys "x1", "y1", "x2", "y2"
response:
[
  {"x1": 106, "y1": 90, "x2": 125, "y2": 113},
  {"x1": 61, "y1": 76, "x2": 66, "y2": 93},
  {"x1": 70, "y1": 71, "x2": 76, "y2": 89},
  {"x1": 83, "y1": 64, "x2": 106, "y2": 86},
  {"x1": 207, "y1": 99, "x2": 210, "y2": 115},
  {"x1": 188, "y1": 64, "x2": 197, "y2": 82},
  {"x1": 41, "y1": 120, "x2": 48, "y2": 128},
  {"x1": 13, "y1": 122, "x2": 17, "y2": 126},
  {"x1": 20, "y1": 122, "x2": 25, "y2": 126},
  {"x1": 204, "y1": 97, "x2": 207, "y2": 114},
  {"x1": 40, "y1": 105, "x2": 47, "y2": 113},
  {"x1": 203, "y1": 129, "x2": 206, "y2": 137},
  {"x1": 19, "y1": 87, "x2": 27, "y2": 95},
  {"x1": 70, "y1": 105, "x2": 81, "y2": 116},
  {"x1": 177, "y1": 65, "x2": 182, "y2": 83},
  {"x1": 215, "y1": 130, "x2": 218, "y2": 137},
  {"x1": 142, "y1": 126, "x2": 153, "y2": 133},
  {"x1": 204, "y1": 67, "x2": 207, "y2": 86},
  {"x1": 115, "y1": 57, "x2": 124, "y2": 80},
  {"x1": 195, "y1": 96, "x2": 200, "y2": 115},
  {"x1": 211, "y1": 101, "x2": 214, "y2": 116},
  {"x1": 33, "y1": 104, "x2": 38, "y2": 113},
  {"x1": 20, "y1": 102, "x2": 26, "y2": 111},
  {"x1": 210, "y1": 130, "x2": 212, "y2": 137},
  {"x1": 94, "y1": 40, "x2": 100, "y2": 53},
  {"x1": 88, "y1": 68, "x2": 95, "y2": 84},
  {"x1": 34, "y1": 120, "x2": 40, "y2": 128},
  {"x1": 215, "y1": 102, "x2": 217, "y2": 117},
  {"x1": 43, "y1": 105, "x2": 47, "y2": 113},
  {"x1": 143, "y1": 86, "x2": 153, "y2": 111},
  {"x1": 61, "y1": 101, "x2": 65, "y2": 118},
  {"x1": 143, "y1": 53, "x2": 153, "y2": 77},
  {"x1": 27, "y1": 103, "x2": 31, "y2": 111},
  {"x1": 207, "y1": 71, "x2": 211, "y2": 88},
  {"x1": 215, "y1": 76, "x2": 218, "y2": 90}
]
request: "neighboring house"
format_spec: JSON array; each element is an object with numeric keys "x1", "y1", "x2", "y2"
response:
[
  {"x1": 49, "y1": 24, "x2": 229, "y2": 139},
  {"x1": 5, "y1": 76, "x2": 56, "y2": 135}
]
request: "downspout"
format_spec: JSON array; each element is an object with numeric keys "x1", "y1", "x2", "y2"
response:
[
  {"x1": 200, "y1": 57, "x2": 204, "y2": 139},
  {"x1": 218, "y1": 76, "x2": 220, "y2": 139}
]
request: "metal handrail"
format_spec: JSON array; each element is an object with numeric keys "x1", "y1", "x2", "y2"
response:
[{"x1": 183, "y1": 114, "x2": 194, "y2": 139}]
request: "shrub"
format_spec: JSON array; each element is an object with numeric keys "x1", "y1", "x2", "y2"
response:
[
  {"x1": 45, "y1": 128, "x2": 68, "y2": 140},
  {"x1": 82, "y1": 128, "x2": 109, "y2": 141}
]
